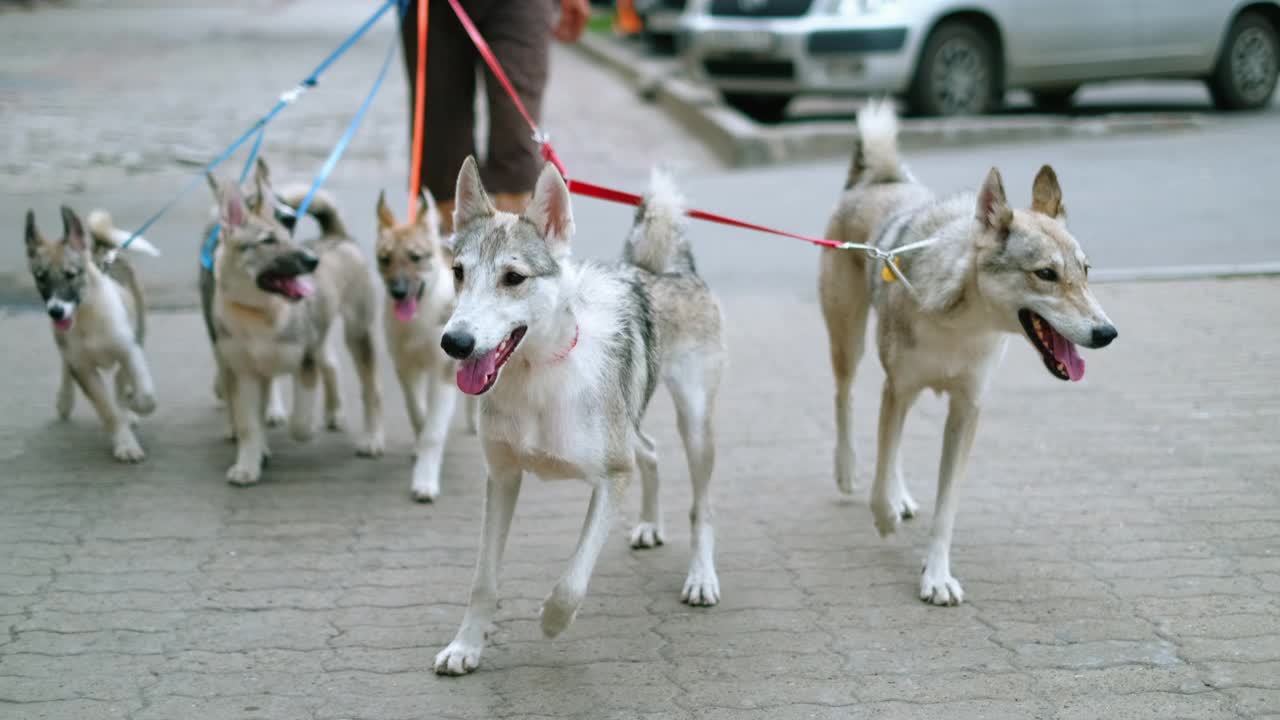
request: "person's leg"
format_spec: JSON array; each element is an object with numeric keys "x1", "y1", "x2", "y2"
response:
[
  {"x1": 400, "y1": 0, "x2": 478, "y2": 234},
  {"x1": 477, "y1": 0, "x2": 554, "y2": 214}
]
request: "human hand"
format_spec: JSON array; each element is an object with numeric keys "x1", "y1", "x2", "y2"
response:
[{"x1": 554, "y1": 0, "x2": 590, "y2": 43}]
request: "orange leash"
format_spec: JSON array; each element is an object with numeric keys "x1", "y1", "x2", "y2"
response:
[{"x1": 407, "y1": 0, "x2": 429, "y2": 219}]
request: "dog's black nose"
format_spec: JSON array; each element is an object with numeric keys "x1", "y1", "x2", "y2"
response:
[
  {"x1": 441, "y1": 330, "x2": 475, "y2": 359},
  {"x1": 388, "y1": 278, "x2": 410, "y2": 301},
  {"x1": 299, "y1": 252, "x2": 319, "y2": 273},
  {"x1": 1091, "y1": 324, "x2": 1118, "y2": 348},
  {"x1": 47, "y1": 305, "x2": 65, "y2": 320}
]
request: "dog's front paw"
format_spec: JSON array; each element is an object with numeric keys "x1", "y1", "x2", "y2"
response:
[
  {"x1": 265, "y1": 409, "x2": 288, "y2": 428},
  {"x1": 56, "y1": 389, "x2": 74, "y2": 420},
  {"x1": 681, "y1": 566, "x2": 720, "y2": 607},
  {"x1": 355, "y1": 433, "x2": 385, "y2": 458},
  {"x1": 325, "y1": 411, "x2": 346, "y2": 432},
  {"x1": 630, "y1": 522, "x2": 665, "y2": 549},
  {"x1": 112, "y1": 433, "x2": 145, "y2": 463},
  {"x1": 226, "y1": 462, "x2": 261, "y2": 487},
  {"x1": 433, "y1": 640, "x2": 483, "y2": 676},
  {"x1": 129, "y1": 392, "x2": 156, "y2": 416},
  {"x1": 411, "y1": 481, "x2": 438, "y2": 504},
  {"x1": 540, "y1": 586, "x2": 580, "y2": 639},
  {"x1": 835, "y1": 448, "x2": 857, "y2": 495},
  {"x1": 871, "y1": 496, "x2": 901, "y2": 538},
  {"x1": 920, "y1": 563, "x2": 964, "y2": 606}
]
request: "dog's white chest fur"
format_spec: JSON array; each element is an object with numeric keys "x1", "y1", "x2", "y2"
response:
[
  {"x1": 60, "y1": 278, "x2": 134, "y2": 369},
  {"x1": 485, "y1": 384, "x2": 603, "y2": 481}
]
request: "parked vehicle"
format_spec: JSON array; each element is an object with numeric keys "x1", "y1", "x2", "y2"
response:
[
  {"x1": 636, "y1": 0, "x2": 689, "y2": 51},
  {"x1": 677, "y1": 0, "x2": 1280, "y2": 121}
]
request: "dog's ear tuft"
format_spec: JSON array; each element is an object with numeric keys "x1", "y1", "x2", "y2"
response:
[
  {"x1": 1031, "y1": 165, "x2": 1065, "y2": 219},
  {"x1": 976, "y1": 167, "x2": 1011, "y2": 232},
  {"x1": 454, "y1": 156, "x2": 495, "y2": 230},
  {"x1": 220, "y1": 182, "x2": 248, "y2": 229},
  {"x1": 254, "y1": 157, "x2": 272, "y2": 187},
  {"x1": 524, "y1": 162, "x2": 574, "y2": 259},
  {"x1": 60, "y1": 206, "x2": 87, "y2": 253},
  {"x1": 417, "y1": 188, "x2": 440, "y2": 230},
  {"x1": 24, "y1": 209, "x2": 41, "y2": 255},
  {"x1": 376, "y1": 190, "x2": 397, "y2": 231}
]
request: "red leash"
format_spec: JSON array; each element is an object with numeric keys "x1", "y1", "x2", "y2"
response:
[
  {"x1": 443, "y1": 0, "x2": 842, "y2": 251},
  {"x1": 407, "y1": 0, "x2": 429, "y2": 220}
]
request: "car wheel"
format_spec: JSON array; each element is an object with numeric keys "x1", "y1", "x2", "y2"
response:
[
  {"x1": 908, "y1": 21, "x2": 1001, "y2": 117},
  {"x1": 1030, "y1": 86, "x2": 1080, "y2": 113},
  {"x1": 1208, "y1": 10, "x2": 1279, "y2": 110},
  {"x1": 723, "y1": 93, "x2": 792, "y2": 124}
]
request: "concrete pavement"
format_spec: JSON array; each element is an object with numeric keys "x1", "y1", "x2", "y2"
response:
[{"x1": 2, "y1": 277, "x2": 1278, "y2": 719}]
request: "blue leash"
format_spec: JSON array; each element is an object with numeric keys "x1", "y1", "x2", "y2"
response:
[
  {"x1": 127, "y1": 0, "x2": 399, "y2": 256},
  {"x1": 295, "y1": 37, "x2": 399, "y2": 221}
]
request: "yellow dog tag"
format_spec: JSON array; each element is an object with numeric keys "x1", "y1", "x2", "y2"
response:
[{"x1": 881, "y1": 256, "x2": 901, "y2": 283}]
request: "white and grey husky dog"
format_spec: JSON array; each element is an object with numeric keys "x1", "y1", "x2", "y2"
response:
[
  {"x1": 433, "y1": 158, "x2": 725, "y2": 675},
  {"x1": 24, "y1": 206, "x2": 160, "y2": 462},
  {"x1": 819, "y1": 102, "x2": 1118, "y2": 606}
]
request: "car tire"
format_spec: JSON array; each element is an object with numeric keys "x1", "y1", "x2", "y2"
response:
[
  {"x1": 723, "y1": 93, "x2": 792, "y2": 124},
  {"x1": 907, "y1": 21, "x2": 1001, "y2": 117},
  {"x1": 1030, "y1": 86, "x2": 1080, "y2": 113},
  {"x1": 1207, "y1": 10, "x2": 1279, "y2": 111}
]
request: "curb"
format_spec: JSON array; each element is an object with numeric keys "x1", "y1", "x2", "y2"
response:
[{"x1": 573, "y1": 34, "x2": 1209, "y2": 168}]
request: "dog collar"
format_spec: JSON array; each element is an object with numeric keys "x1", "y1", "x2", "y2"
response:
[{"x1": 546, "y1": 324, "x2": 579, "y2": 365}]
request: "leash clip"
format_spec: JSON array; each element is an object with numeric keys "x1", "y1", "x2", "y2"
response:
[{"x1": 279, "y1": 84, "x2": 309, "y2": 105}]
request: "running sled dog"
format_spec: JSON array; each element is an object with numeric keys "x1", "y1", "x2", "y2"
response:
[
  {"x1": 208, "y1": 161, "x2": 384, "y2": 486},
  {"x1": 433, "y1": 158, "x2": 725, "y2": 675},
  {"x1": 819, "y1": 103, "x2": 1118, "y2": 605},
  {"x1": 24, "y1": 207, "x2": 160, "y2": 462}
]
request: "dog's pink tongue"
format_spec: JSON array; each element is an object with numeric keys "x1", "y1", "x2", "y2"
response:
[
  {"x1": 457, "y1": 349, "x2": 499, "y2": 395},
  {"x1": 393, "y1": 297, "x2": 418, "y2": 322},
  {"x1": 1050, "y1": 328, "x2": 1086, "y2": 381},
  {"x1": 53, "y1": 317, "x2": 74, "y2": 332},
  {"x1": 283, "y1": 276, "x2": 314, "y2": 299}
]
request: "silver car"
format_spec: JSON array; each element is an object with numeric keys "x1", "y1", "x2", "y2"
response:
[{"x1": 678, "y1": 0, "x2": 1280, "y2": 120}]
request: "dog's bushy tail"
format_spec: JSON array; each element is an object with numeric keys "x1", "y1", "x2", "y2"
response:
[
  {"x1": 624, "y1": 169, "x2": 695, "y2": 275},
  {"x1": 86, "y1": 210, "x2": 160, "y2": 257},
  {"x1": 846, "y1": 99, "x2": 908, "y2": 189},
  {"x1": 278, "y1": 184, "x2": 349, "y2": 238}
]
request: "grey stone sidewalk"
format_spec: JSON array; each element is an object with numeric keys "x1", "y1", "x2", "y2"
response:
[{"x1": 1, "y1": 277, "x2": 1278, "y2": 719}]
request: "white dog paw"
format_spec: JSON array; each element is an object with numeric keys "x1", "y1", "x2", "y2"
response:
[
  {"x1": 411, "y1": 483, "x2": 439, "y2": 503},
  {"x1": 129, "y1": 392, "x2": 156, "y2": 416},
  {"x1": 355, "y1": 433, "x2": 385, "y2": 458},
  {"x1": 56, "y1": 393, "x2": 74, "y2": 420},
  {"x1": 433, "y1": 641, "x2": 483, "y2": 676},
  {"x1": 226, "y1": 463, "x2": 261, "y2": 487},
  {"x1": 920, "y1": 565, "x2": 964, "y2": 606},
  {"x1": 124, "y1": 411, "x2": 140, "y2": 427},
  {"x1": 265, "y1": 410, "x2": 288, "y2": 428},
  {"x1": 871, "y1": 496, "x2": 901, "y2": 538},
  {"x1": 896, "y1": 491, "x2": 918, "y2": 521},
  {"x1": 835, "y1": 450, "x2": 857, "y2": 495},
  {"x1": 540, "y1": 588, "x2": 580, "y2": 639},
  {"x1": 630, "y1": 522, "x2": 665, "y2": 549},
  {"x1": 681, "y1": 567, "x2": 721, "y2": 607},
  {"x1": 325, "y1": 412, "x2": 346, "y2": 432},
  {"x1": 112, "y1": 435, "x2": 146, "y2": 463}
]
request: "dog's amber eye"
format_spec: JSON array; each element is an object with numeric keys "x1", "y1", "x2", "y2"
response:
[
  {"x1": 1034, "y1": 268, "x2": 1058, "y2": 282},
  {"x1": 503, "y1": 271, "x2": 526, "y2": 287},
  {"x1": 377, "y1": 255, "x2": 390, "y2": 267},
  {"x1": 408, "y1": 253, "x2": 423, "y2": 264},
  {"x1": 452, "y1": 265, "x2": 464, "y2": 283}
]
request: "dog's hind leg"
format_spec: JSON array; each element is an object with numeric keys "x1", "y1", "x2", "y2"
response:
[
  {"x1": 919, "y1": 390, "x2": 980, "y2": 607},
  {"x1": 57, "y1": 362, "x2": 75, "y2": 420},
  {"x1": 541, "y1": 475, "x2": 625, "y2": 637},
  {"x1": 113, "y1": 366, "x2": 138, "y2": 427},
  {"x1": 119, "y1": 342, "x2": 156, "y2": 417},
  {"x1": 819, "y1": 248, "x2": 870, "y2": 495},
  {"x1": 630, "y1": 429, "x2": 663, "y2": 549},
  {"x1": 346, "y1": 327, "x2": 384, "y2": 457},
  {"x1": 289, "y1": 356, "x2": 320, "y2": 443},
  {"x1": 410, "y1": 368, "x2": 456, "y2": 503},
  {"x1": 321, "y1": 339, "x2": 345, "y2": 431},
  {"x1": 666, "y1": 352, "x2": 723, "y2": 607},
  {"x1": 870, "y1": 380, "x2": 920, "y2": 538},
  {"x1": 264, "y1": 378, "x2": 288, "y2": 428},
  {"x1": 70, "y1": 363, "x2": 143, "y2": 463},
  {"x1": 434, "y1": 460, "x2": 523, "y2": 675}
]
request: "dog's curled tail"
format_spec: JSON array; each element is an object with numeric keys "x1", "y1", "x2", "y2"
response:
[
  {"x1": 277, "y1": 184, "x2": 349, "y2": 238},
  {"x1": 846, "y1": 99, "x2": 908, "y2": 188},
  {"x1": 86, "y1": 210, "x2": 161, "y2": 257},
  {"x1": 624, "y1": 169, "x2": 694, "y2": 275}
]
